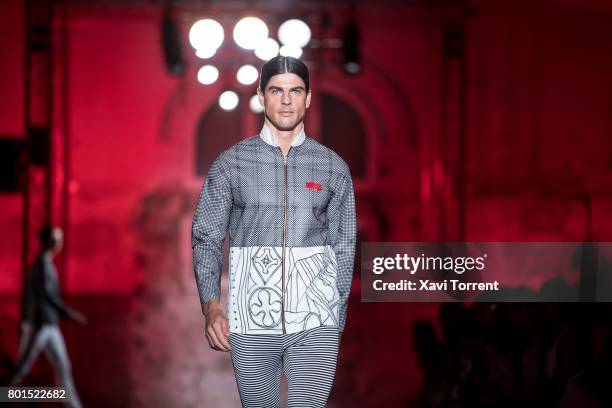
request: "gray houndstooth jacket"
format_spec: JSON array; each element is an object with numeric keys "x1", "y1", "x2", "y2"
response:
[{"x1": 192, "y1": 124, "x2": 356, "y2": 335}]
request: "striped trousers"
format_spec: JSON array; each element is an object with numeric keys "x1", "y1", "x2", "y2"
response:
[{"x1": 228, "y1": 326, "x2": 340, "y2": 408}]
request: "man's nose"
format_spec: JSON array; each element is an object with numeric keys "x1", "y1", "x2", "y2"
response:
[{"x1": 281, "y1": 92, "x2": 291, "y2": 105}]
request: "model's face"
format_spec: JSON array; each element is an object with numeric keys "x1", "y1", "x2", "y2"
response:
[
  {"x1": 258, "y1": 73, "x2": 311, "y2": 132},
  {"x1": 52, "y1": 228, "x2": 64, "y2": 253}
]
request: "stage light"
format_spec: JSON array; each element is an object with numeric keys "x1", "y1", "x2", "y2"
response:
[
  {"x1": 233, "y1": 17, "x2": 268, "y2": 50},
  {"x1": 197, "y1": 65, "x2": 219, "y2": 85},
  {"x1": 189, "y1": 19, "x2": 224, "y2": 51},
  {"x1": 236, "y1": 64, "x2": 259, "y2": 85},
  {"x1": 219, "y1": 91, "x2": 239, "y2": 110},
  {"x1": 195, "y1": 47, "x2": 217, "y2": 59},
  {"x1": 255, "y1": 38, "x2": 280, "y2": 61},
  {"x1": 278, "y1": 19, "x2": 311, "y2": 47},
  {"x1": 279, "y1": 44, "x2": 303, "y2": 59},
  {"x1": 249, "y1": 94, "x2": 264, "y2": 113}
]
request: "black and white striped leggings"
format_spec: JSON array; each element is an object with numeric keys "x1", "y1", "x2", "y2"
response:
[{"x1": 228, "y1": 326, "x2": 340, "y2": 408}]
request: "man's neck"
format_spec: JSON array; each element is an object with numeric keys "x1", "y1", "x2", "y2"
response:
[{"x1": 265, "y1": 119, "x2": 303, "y2": 157}]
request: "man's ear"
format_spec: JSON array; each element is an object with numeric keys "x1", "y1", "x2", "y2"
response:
[
  {"x1": 257, "y1": 87, "x2": 265, "y2": 108},
  {"x1": 305, "y1": 89, "x2": 312, "y2": 109}
]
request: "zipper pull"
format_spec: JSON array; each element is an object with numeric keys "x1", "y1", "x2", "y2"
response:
[{"x1": 284, "y1": 146, "x2": 292, "y2": 164}]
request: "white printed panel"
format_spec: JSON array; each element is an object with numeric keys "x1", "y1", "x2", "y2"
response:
[{"x1": 228, "y1": 245, "x2": 340, "y2": 334}]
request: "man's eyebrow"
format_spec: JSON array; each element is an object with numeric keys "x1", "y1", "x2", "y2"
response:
[{"x1": 266, "y1": 85, "x2": 305, "y2": 91}]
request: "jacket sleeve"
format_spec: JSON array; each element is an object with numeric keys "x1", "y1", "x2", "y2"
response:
[
  {"x1": 41, "y1": 259, "x2": 72, "y2": 318},
  {"x1": 192, "y1": 154, "x2": 233, "y2": 305},
  {"x1": 328, "y1": 163, "x2": 357, "y2": 332}
]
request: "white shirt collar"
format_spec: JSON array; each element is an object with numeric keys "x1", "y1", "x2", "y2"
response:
[{"x1": 259, "y1": 123, "x2": 306, "y2": 147}]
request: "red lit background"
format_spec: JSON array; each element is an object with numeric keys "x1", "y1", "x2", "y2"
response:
[{"x1": 1, "y1": 0, "x2": 612, "y2": 406}]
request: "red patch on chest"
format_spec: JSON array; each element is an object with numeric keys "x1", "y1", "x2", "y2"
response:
[{"x1": 305, "y1": 181, "x2": 322, "y2": 191}]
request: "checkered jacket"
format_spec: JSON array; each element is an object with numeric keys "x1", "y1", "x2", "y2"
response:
[{"x1": 192, "y1": 124, "x2": 356, "y2": 334}]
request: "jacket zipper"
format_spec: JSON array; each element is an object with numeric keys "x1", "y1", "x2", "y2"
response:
[{"x1": 280, "y1": 150, "x2": 289, "y2": 334}]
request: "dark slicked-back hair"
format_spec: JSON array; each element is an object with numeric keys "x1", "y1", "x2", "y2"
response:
[
  {"x1": 259, "y1": 56, "x2": 310, "y2": 93},
  {"x1": 39, "y1": 225, "x2": 58, "y2": 249}
]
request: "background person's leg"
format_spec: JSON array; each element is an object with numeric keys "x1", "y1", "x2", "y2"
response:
[
  {"x1": 283, "y1": 326, "x2": 340, "y2": 408},
  {"x1": 43, "y1": 326, "x2": 82, "y2": 408},
  {"x1": 16, "y1": 322, "x2": 34, "y2": 361},
  {"x1": 10, "y1": 325, "x2": 52, "y2": 386},
  {"x1": 229, "y1": 333, "x2": 283, "y2": 408}
]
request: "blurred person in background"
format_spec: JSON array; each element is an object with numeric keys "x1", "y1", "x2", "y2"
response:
[{"x1": 9, "y1": 225, "x2": 87, "y2": 408}]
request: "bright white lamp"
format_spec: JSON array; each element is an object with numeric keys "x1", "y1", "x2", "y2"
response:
[
  {"x1": 279, "y1": 44, "x2": 303, "y2": 59},
  {"x1": 197, "y1": 65, "x2": 219, "y2": 85},
  {"x1": 195, "y1": 47, "x2": 217, "y2": 59},
  {"x1": 278, "y1": 19, "x2": 311, "y2": 47},
  {"x1": 237, "y1": 64, "x2": 259, "y2": 85},
  {"x1": 219, "y1": 91, "x2": 239, "y2": 111},
  {"x1": 189, "y1": 19, "x2": 224, "y2": 51},
  {"x1": 249, "y1": 94, "x2": 264, "y2": 113},
  {"x1": 255, "y1": 38, "x2": 280, "y2": 61},
  {"x1": 233, "y1": 17, "x2": 268, "y2": 50}
]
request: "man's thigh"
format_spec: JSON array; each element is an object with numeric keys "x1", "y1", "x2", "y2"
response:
[
  {"x1": 283, "y1": 326, "x2": 340, "y2": 408},
  {"x1": 229, "y1": 333, "x2": 284, "y2": 408},
  {"x1": 43, "y1": 326, "x2": 71, "y2": 372}
]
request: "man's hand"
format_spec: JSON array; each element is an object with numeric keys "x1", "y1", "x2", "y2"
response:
[
  {"x1": 69, "y1": 310, "x2": 88, "y2": 325},
  {"x1": 203, "y1": 300, "x2": 231, "y2": 352}
]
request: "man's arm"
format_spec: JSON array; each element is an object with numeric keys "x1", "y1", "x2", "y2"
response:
[
  {"x1": 192, "y1": 154, "x2": 233, "y2": 351},
  {"x1": 41, "y1": 259, "x2": 71, "y2": 318},
  {"x1": 328, "y1": 163, "x2": 357, "y2": 333},
  {"x1": 41, "y1": 260, "x2": 86, "y2": 324}
]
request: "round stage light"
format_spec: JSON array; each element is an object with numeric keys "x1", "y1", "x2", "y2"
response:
[
  {"x1": 249, "y1": 94, "x2": 263, "y2": 113},
  {"x1": 255, "y1": 38, "x2": 280, "y2": 61},
  {"x1": 195, "y1": 47, "x2": 217, "y2": 59},
  {"x1": 197, "y1": 65, "x2": 219, "y2": 85},
  {"x1": 279, "y1": 44, "x2": 303, "y2": 59},
  {"x1": 233, "y1": 17, "x2": 268, "y2": 50},
  {"x1": 237, "y1": 64, "x2": 259, "y2": 85},
  {"x1": 189, "y1": 19, "x2": 224, "y2": 51},
  {"x1": 278, "y1": 19, "x2": 311, "y2": 48},
  {"x1": 219, "y1": 91, "x2": 239, "y2": 111}
]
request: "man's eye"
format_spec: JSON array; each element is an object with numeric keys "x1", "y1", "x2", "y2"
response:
[{"x1": 291, "y1": 89, "x2": 301, "y2": 94}]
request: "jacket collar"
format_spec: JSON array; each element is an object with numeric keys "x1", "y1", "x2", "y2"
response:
[{"x1": 259, "y1": 123, "x2": 306, "y2": 147}]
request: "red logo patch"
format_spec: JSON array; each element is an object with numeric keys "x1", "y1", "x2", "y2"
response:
[{"x1": 305, "y1": 181, "x2": 322, "y2": 191}]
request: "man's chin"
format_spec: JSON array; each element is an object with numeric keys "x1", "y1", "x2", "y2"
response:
[
  {"x1": 266, "y1": 115, "x2": 302, "y2": 132},
  {"x1": 275, "y1": 124, "x2": 298, "y2": 131}
]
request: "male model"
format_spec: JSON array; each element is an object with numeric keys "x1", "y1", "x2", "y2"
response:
[
  {"x1": 11, "y1": 226, "x2": 86, "y2": 408},
  {"x1": 192, "y1": 56, "x2": 356, "y2": 407}
]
